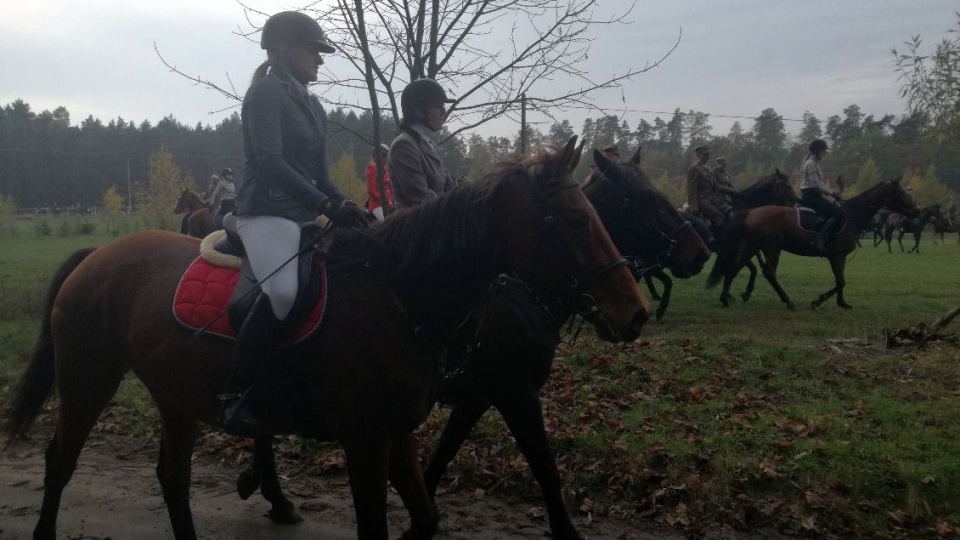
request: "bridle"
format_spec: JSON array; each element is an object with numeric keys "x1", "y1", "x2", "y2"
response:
[
  {"x1": 594, "y1": 171, "x2": 691, "y2": 278},
  {"x1": 528, "y1": 167, "x2": 631, "y2": 317}
]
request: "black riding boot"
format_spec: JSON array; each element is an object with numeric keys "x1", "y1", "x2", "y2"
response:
[
  {"x1": 815, "y1": 217, "x2": 838, "y2": 254},
  {"x1": 218, "y1": 293, "x2": 285, "y2": 438}
]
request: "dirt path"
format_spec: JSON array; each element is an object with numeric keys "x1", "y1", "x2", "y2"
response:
[{"x1": 1, "y1": 426, "x2": 697, "y2": 540}]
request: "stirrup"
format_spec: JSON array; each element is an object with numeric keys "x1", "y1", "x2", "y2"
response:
[{"x1": 218, "y1": 390, "x2": 264, "y2": 438}]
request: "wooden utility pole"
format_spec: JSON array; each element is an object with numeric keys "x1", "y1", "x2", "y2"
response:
[{"x1": 520, "y1": 93, "x2": 527, "y2": 155}]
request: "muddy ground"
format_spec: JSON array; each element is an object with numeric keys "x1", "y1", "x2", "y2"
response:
[{"x1": 0, "y1": 424, "x2": 787, "y2": 540}]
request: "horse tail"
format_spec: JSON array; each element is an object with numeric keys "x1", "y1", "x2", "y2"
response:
[
  {"x1": 180, "y1": 212, "x2": 190, "y2": 235},
  {"x1": 4, "y1": 247, "x2": 97, "y2": 441},
  {"x1": 706, "y1": 210, "x2": 748, "y2": 289}
]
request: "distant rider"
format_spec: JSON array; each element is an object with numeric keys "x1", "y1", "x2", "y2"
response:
[{"x1": 800, "y1": 139, "x2": 843, "y2": 254}]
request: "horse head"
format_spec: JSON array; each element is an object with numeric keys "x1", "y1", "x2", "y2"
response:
[
  {"x1": 737, "y1": 169, "x2": 796, "y2": 208},
  {"x1": 174, "y1": 189, "x2": 204, "y2": 214},
  {"x1": 884, "y1": 177, "x2": 919, "y2": 217},
  {"x1": 589, "y1": 146, "x2": 709, "y2": 279},
  {"x1": 498, "y1": 136, "x2": 650, "y2": 341}
]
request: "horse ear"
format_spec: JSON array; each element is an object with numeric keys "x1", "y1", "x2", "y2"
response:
[
  {"x1": 629, "y1": 146, "x2": 642, "y2": 167},
  {"x1": 571, "y1": 139, "x2": 586, "y2": 171},
  {"x1": 593, "y1": 149, "x2": 620, "y2": 183},
  {"x1": 558, "y1": 136, "x2": 578, "y2": 170},
  {"x1": 775, "y1": 167, "x2": 783, "y2": 178}
]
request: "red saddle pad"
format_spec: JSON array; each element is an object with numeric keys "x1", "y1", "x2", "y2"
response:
[{"x1": 172, "y1": 257, "x2": 327, "y2": 344}]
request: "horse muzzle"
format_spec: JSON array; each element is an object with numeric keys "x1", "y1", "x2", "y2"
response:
[{"x1": 576, "y1": 294, "x2": 647, "y2": 343}]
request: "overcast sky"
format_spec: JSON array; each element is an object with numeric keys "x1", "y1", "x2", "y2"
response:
[{"x1": 2, "y1": 1, "x2": 956, "y2": 141}]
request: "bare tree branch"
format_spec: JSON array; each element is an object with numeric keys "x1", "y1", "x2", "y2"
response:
[{"x1": 161, "y1": 0, "x2": 679, "y2": 149}]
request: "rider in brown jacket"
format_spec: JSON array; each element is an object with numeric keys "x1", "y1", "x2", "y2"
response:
[{"x1": 686, "y1": 145, "x2": 727, "y2": 227}]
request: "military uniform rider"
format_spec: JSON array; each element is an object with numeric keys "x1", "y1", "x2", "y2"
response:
[
  {"x1": 686, "y1": 145, "x2": 728, "y2": 228},
  {"x1": 711, "y1": 156, "x2": 739, "y2": 212}
]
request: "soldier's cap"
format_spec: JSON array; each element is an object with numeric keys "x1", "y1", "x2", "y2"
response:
[
  {"x1": 694, "y1": 145, "x2": 710, "y2": 154},
  {"x1": 715, "y1": 156, "x2": 727, "y2": 163}
]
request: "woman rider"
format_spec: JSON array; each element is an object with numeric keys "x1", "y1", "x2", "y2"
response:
[
  {"x1": 219, "y1": 10, "x2": 368, "y2": 437},
  {"x1": 388, "y1": 78, "x2": 457, "y2": 209},
  {"x1": 800, "y1": 138, "x2": 843, "y2": 254}
]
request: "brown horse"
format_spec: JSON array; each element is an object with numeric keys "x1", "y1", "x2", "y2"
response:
[
  {"x1": 883, "y1": 204, "x2": 941, "y2": 253},
  {"x1": 4, "y1": 138, "x2": 649, "y2": 540},
  {"x1": 931, "y1": 214, "x2": 960, "y2": 245},
  {"x1": 678, "y1": 169, "x2": 797, "y2": 306},
  {"x1": 707, "y1": 178, "x2": 918, "y2": 310},
  {"x1": 588, "y1": 147, "x2": 712, "y2": 321},
  {"x1": 234, "y1": 147, "x2": 698, "y2": 540},
  {"x1": 174, "y1": 189, "x2": 216, "y2": 238}
]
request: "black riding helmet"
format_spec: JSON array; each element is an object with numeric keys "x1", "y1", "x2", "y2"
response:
[
  {"x1": 809, "y1": 139, "x2": 829, "y2": 153},
  {"x1": 261, "y1": 11, "x2": 335, "y2": 53},
  {"x1": 400, "y1": 78, "x2": 455, "y2": 120}
]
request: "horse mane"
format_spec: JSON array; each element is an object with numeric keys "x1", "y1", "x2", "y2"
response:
[
  {"x1": 366, "y1": 147, "x2": 562, "y2": 279},
  {"x1": 846, "y1": 178, "x2": 899, "y2": 204},
  {"x1": 739, "y1": 170, "x2": 789, "y2": 200}
]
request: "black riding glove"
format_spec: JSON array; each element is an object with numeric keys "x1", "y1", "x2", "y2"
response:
[{"x1": 319, "y1": 198, "x2": 369, "y2": 230}]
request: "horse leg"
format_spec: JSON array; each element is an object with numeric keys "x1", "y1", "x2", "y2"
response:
[
  {"x1": 423, "y1": 398, "x2": 490, "y2": 497},
  {"x1": 34, "y1": 354, "x2": 126, "y2": 539},
  {"x1": 497, "y1": 391, "x2": 583, "y2": 540},
  {"x1": 741, "y1": 259, "x2": 757, "y2": 303},
  {"x1": 758, "y1": 249, "x2": 795, "y2": 310},
  {"x1": 811, "y1": 256, "x2": 848, "y2": 309},
  {"x1": 155, "y1": 403, "x2": 201, "y2": 540},
  {"x1": 830, "y1": 256, "x2": 851, "y2": 309},
  {"x1": 652, "y1": 269, "x2": 671, "y2": 321},
  {"x1": 643, "y1": 274, "x2": 661, "y2": 301},
  {"x1": 245, "y1": 437, "x2": 302, "y2": 524},
  {"x1": 342, "y1": 434, "x2": 391, "y2": 540},
  {"x1": 897, "y1": 230, "x2": 905, "y2": 252},
  {"x1": 387, "y1": 432, "x2": 438, "y2": 540}
]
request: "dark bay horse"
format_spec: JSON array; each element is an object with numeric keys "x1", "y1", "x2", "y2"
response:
[
  {"x1": 871, "y1": 207, "x2": 892, "y2": 247},
  {"x1": 236, "y1": 148, "x2": 700, "y2": 540},
  {"x1": 4, "y1": 138, "x2": 650, "y2": 540},
  {"x1": 707, "y1": 178, "x2": 919, "y2": 310},
  {"x1": 672, "y1": 169, "x2": 796, "y2": 308},
  {"x1": 883, "y1": 204, "x2": 941, "y2": 253},
  {"x1": 588, "y1": 147, "x2": 711, "y2": 321},
  {"x1": 174, "y1": 189, "x2": 216, "y2": 239},
  {"x1": 932, "y1": 214, "x2": 960, "y2": 245}
]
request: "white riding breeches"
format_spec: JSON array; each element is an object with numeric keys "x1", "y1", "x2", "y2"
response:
[{"x1": 236, "y1": 215, "x2": 302, "y2": 321}]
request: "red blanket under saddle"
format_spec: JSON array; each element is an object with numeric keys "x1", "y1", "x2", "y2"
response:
[{"x1": 172, "y1": 257, "x2": 327, "y2": 344}]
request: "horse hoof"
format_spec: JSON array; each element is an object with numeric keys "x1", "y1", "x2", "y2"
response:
[
  {"x1": 269, "y1": 505, "x2": 303, "y2": 525},
  {"x1": 237, "y1": 469, "x2": 260, "y2": 500},
  {"x1": 655, "y1": 307, "x2": 666, "y2": 322},
  {"x1": 741, "y1": 293, "x2": 751, "y2": 303},
  {"x1": 810, "y1": 301, "x2": 821, "y2": 310},
  {"x1": 786, "y1": 302, "x2": 796, "y2": 311},
  {"x1": 839, "y1": 302, "x2": 853, "y2": 310}
]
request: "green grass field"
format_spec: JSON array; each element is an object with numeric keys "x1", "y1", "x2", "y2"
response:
[{"x1": 0, "y1": 217, "x2": 957, "y2": 537}]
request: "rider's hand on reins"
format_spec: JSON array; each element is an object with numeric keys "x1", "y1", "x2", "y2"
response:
[{"x1": 320, "y1": 198, "x2": 370, "y2": 230}]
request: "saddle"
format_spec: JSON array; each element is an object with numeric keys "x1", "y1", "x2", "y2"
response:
[
  {"x1": 794, "y1": 205, "x2": 845, "y2": 236},
  {"x1": 216, "y1": 214, "x2": 326, "y2": 333},
  {"x1": 172, "y1": 214, "x2": 329, "y2": 345}
]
